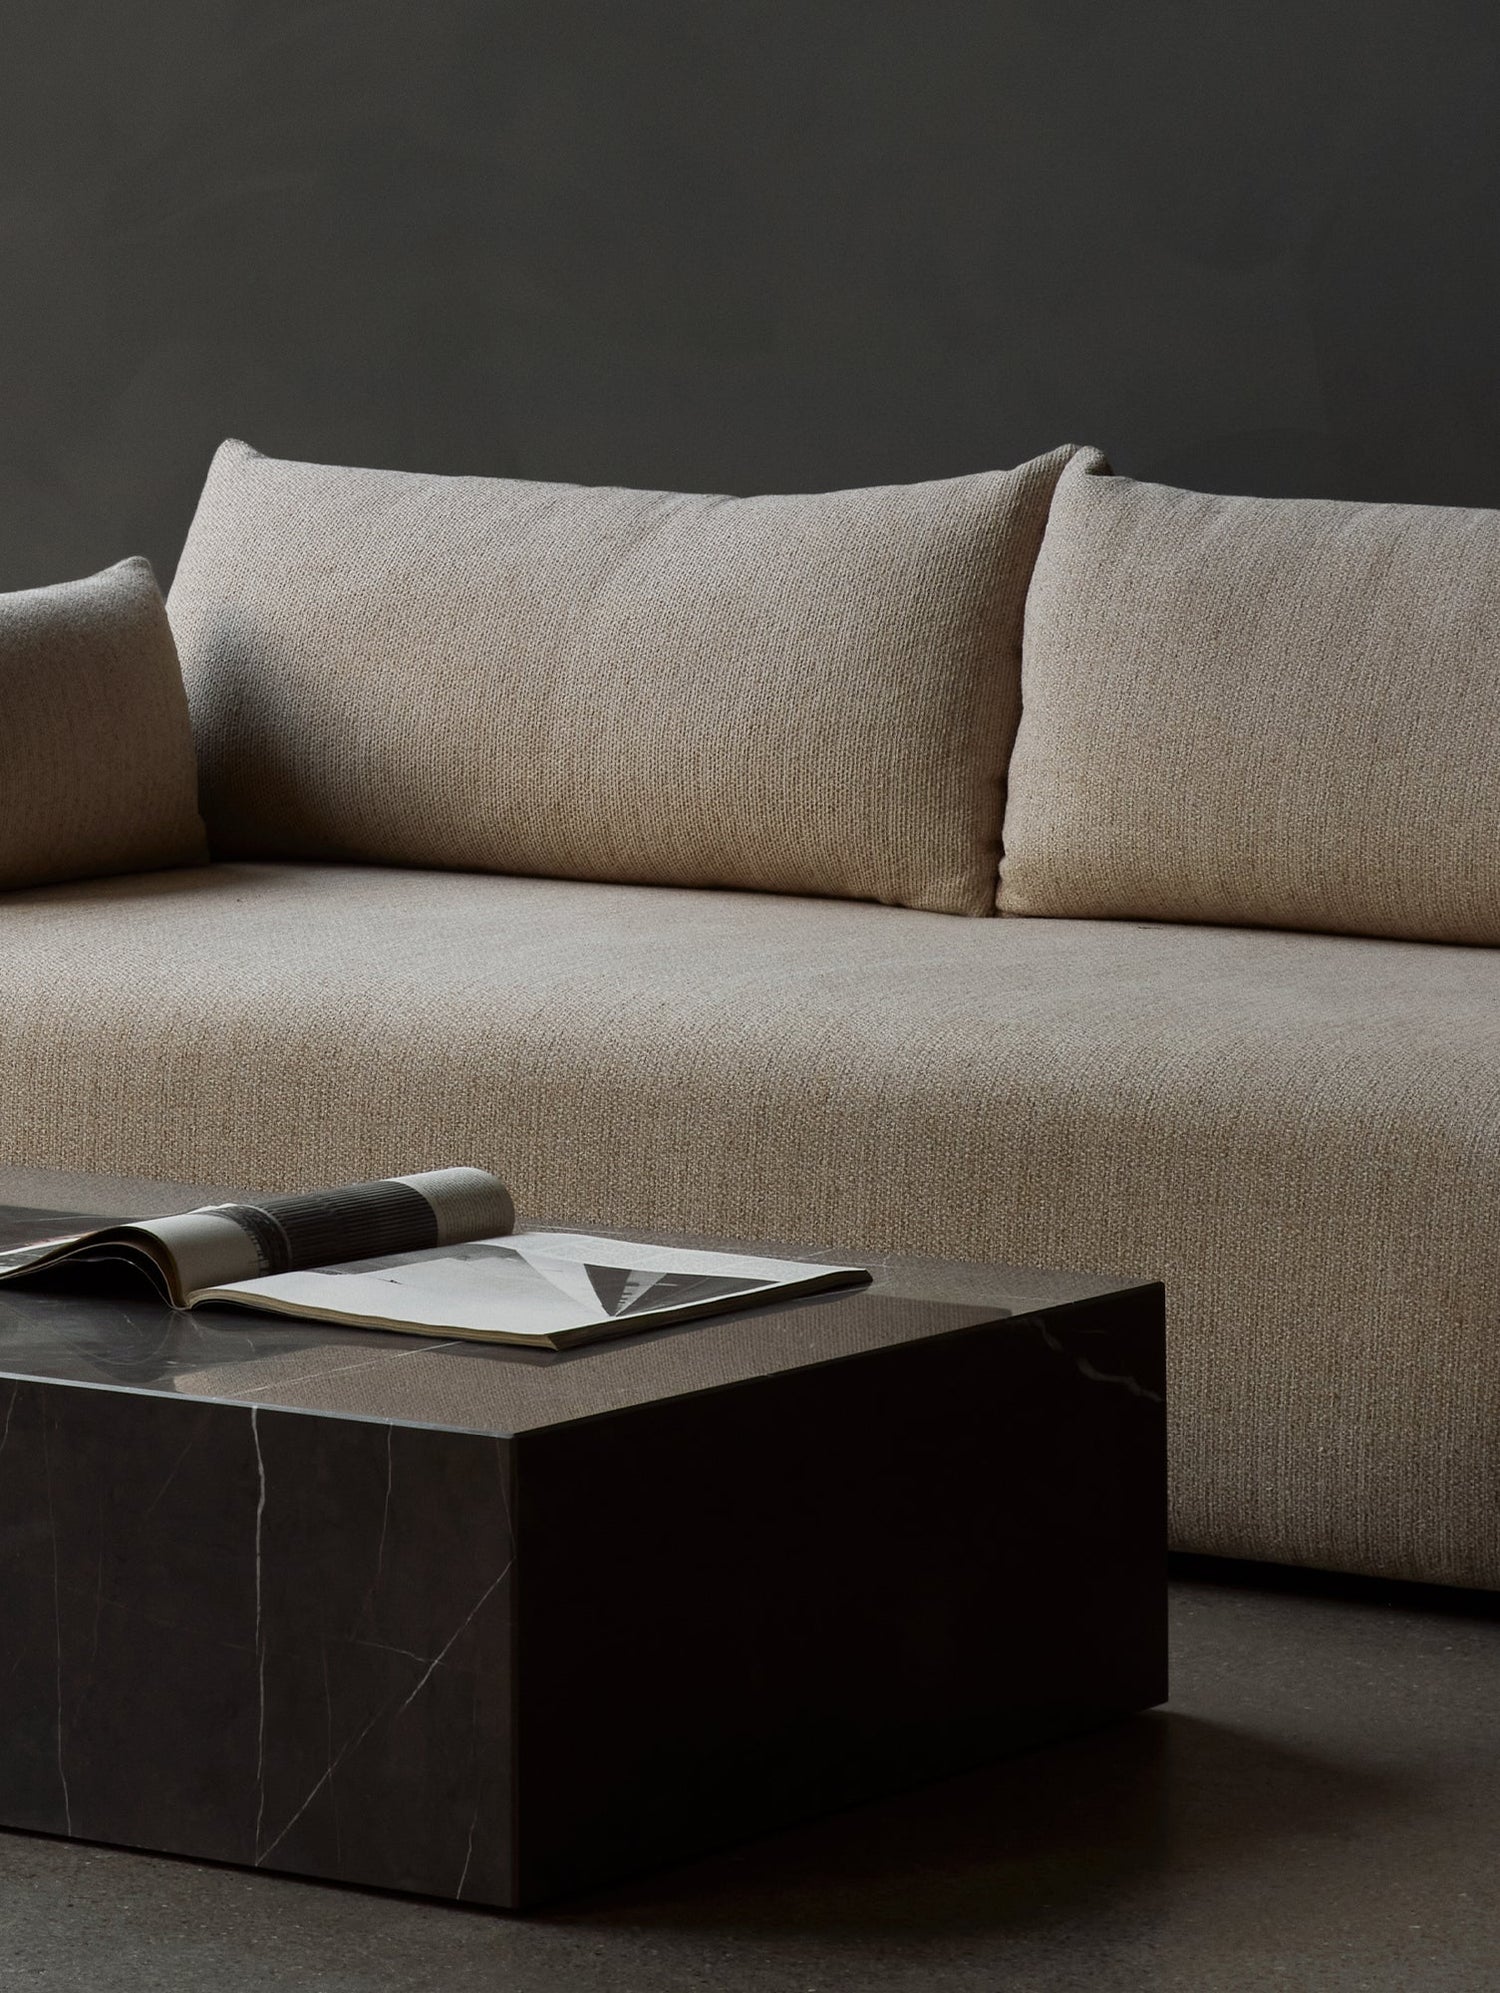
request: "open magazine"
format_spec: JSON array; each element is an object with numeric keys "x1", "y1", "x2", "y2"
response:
[{"x1": 0, "y1": 1167, "x2": 870, "y2": 1348}]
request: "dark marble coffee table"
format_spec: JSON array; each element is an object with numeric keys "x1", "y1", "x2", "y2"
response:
[{"x1": 0, "y1": 1166, "x2": 1166, "y2": 1909}]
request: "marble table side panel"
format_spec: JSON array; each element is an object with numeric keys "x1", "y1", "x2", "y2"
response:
[
  {"x1": 0, "y1": 1380, "x2": 516, "y2": 1905},
  {"x1": 512, "y1": 1290, "x2": 1167, "y2": 1902}
]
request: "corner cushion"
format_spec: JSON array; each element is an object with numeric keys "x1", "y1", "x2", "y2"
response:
[{"x1": 0, "y1": 559, "x2": 206, "y2": 891}]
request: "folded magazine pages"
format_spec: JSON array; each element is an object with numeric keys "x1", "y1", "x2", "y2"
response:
[{"x1": 0, "y1": 1167, "x2": 870, "y2": 1348}]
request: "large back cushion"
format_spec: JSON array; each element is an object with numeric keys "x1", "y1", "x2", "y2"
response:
[
  {"x1": 1001, "y1": 457, "x2": 1500, "y2": 943},
  {"x1": 0, "y1": 559, "x2": 206, "y2": 891},
  {"x1": 170, "y1": 440, "x2": 1084, "y2": 916}
]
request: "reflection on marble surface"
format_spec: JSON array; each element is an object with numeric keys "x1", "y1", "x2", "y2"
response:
[{"x1": 0, "y1": 1179, "x2": 1147, "y2": 1436}]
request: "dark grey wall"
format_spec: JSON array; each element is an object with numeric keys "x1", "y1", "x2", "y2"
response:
[{"x1": 4, "y1": 0, "x2": 1500, "y2": 589}]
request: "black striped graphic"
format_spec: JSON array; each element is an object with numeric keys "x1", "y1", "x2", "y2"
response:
[{"x1": 216, "y1": 1179, "x2": 440, "y2": 1276}]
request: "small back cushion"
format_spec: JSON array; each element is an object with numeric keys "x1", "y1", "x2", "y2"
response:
[
  {"x1": 169, "y1": 440, "x2": 1084, "y2": 916},
  {"x1": 1000, "y1": 457, "x2": 1500, "y2": 943},
  {"x1": 0, "y1": 558, "x2": 206, "y2": 891}
]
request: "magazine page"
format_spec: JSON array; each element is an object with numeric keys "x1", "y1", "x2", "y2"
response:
[
  {"x1": 0, "y1": 1167, "x2": 515, "y2": 1307},
  {"x1": 189, "y1": 1229, "x2": 871, "y2": 1346},
  {"x1": 0, "y1": 1226, "x2": 108, "y2": 1277},
  {"x1": 155, "y1": 1167, "x2": 514, "y2": 1291},
  {"x1": 0, "y1": 1210, "x2": 201, "y2": 1296}
]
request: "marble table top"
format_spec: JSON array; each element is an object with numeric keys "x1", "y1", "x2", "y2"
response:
[{"x1": 0, "y1": 1165, "x2": 1140, "y2": 1438}]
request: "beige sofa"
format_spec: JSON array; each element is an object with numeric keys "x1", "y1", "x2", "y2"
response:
[{"x1": 1, "y1": 441, "x2": 1496, "y2": 1590}]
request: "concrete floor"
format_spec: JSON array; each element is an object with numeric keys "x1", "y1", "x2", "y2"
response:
[{"x1": 2, "y1": 1561, "x2": 1497, "y2": 1992}]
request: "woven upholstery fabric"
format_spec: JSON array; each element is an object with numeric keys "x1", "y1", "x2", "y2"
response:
[
  {"x1": 3, "y1": 860, "x2": 1499, "y2": 1587},
  {"x1": 169, "y1": 439, "x2": 1085, "y2": 915},
  {"x1": 0, "y1": 559, "x2": 206, "y2": 889},
  {"x1": 1001, "y1": 456, "x2": 1500, "y2": 941}
]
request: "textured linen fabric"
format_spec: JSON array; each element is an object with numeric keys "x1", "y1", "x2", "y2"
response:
[
  {"x1": 2, "y1": 862, "x2": 1498, "y2": 1588},
  {"x1": 1001, "y1": 456, "x2": 1500, "y2": 941},
  {"x1": 167, "y1": 440, "x2": 1086, "y2": 916},
  {"x1": 0, "y1": 559, "x2": 207, "y2": 889}
]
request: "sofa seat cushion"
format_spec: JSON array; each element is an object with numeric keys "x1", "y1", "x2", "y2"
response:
[
  {"x1": 169, "y1": 438, "x2": 1086, "y2": 916},
  {"x1": 1001, "y1": 454, "x2": 1500, "y2": 943},
  {"x1": 1, "y1": 861, "x2": 1497, "y2": 1587}
]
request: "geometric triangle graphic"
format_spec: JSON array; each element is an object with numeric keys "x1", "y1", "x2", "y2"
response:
[
  {"x1": 584, "y1": 1263, "x2": 637, "y2": 1315},
  {"x1": 612, "y1": 1271, "x2": 774, "y2": 1317}
]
